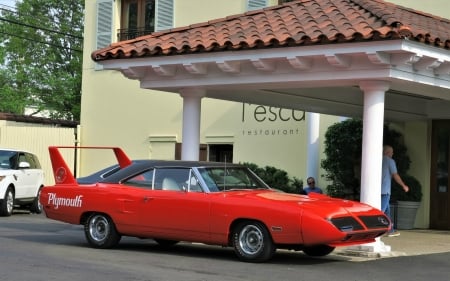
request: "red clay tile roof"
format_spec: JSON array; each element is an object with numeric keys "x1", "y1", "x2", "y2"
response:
[{"x1": 92, "y1": 0, "x2": 450, "y2": 61}]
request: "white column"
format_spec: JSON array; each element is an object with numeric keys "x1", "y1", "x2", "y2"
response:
[
  {"x1": 359, "y1": 81, "x2": 389, "y2": 209},
  {"x1": 179, "y1": 88, "x2": 205, "y2": 161},
  {"x1": 306, "y1": 112, "x2": 320, "y2": 181},
  {"x1": 347, "y1": 80, "x2": 391, "y2": 255}
]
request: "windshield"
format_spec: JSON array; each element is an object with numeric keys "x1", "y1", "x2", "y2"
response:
[
  {"x1": 198, "y1": 167, "x2": 269, "y2": 192},
  {"x1": 0, "y1": 150, "x2": 17, "y2": 169}
]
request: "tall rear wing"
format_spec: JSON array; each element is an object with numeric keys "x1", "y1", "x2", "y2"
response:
[{"x1": 48, "y1": 146, "x2": 132, "y2": 185}]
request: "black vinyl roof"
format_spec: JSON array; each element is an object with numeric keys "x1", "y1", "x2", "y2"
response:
[{"x1": 100, "y1": 159, "x2": 243, "y2": 184}]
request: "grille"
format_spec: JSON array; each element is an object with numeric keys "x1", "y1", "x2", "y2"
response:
[
  {"x1": 358, "y1": 215, "x2": 391, "y2": 229},
  {"x1": 330, "y1": 217, "x2": 364, "y2": 232}
]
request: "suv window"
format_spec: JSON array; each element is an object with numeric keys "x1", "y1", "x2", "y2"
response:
[{"x1": 25, "y1": 153, "x2": 41, "y2": 169}]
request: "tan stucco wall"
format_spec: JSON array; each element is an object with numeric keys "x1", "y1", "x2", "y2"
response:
[
  {"x1": 404, "y1": 121, "x2": 431, "y2": 228},
  {"x1": 392, "y1": 0, "x2": 449, "y2": 18}
]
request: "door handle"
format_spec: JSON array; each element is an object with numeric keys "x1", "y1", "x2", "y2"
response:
[{"x1": 143, "y1": 196, "x2": 153, "y2": 203}]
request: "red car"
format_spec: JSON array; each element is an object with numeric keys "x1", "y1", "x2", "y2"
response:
[{"x1": 40, "y1": 146, "x2": 390, "y2": 262}]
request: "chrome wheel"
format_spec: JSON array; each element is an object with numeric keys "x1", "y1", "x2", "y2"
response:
[
  {"x1": 0, "y1": 187, "x2": 14, "y2": 216},
  {"x1": 89, "y1": 214, "x2": 110, "y2": 243},
  {"x1": 84, "y1": 213, "x2": 121, "y2": 248},
  {"x1": 5, "y1": 189, "x2": 14, "y2": 215},
  {"x1": 232, "y1": 221, "x2": 275, "y2": 262},
  {"x1": 238, "y1": 225, "x2": 264, "y2": 255}
]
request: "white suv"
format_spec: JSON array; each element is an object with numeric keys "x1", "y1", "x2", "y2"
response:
[{"x1": 0, "y1": 149, "x2": 44, "y2": 216}]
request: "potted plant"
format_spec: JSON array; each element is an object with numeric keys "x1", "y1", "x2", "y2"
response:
[{"x1": 390, "y1": 174, "x2": 423, "y2": 229}]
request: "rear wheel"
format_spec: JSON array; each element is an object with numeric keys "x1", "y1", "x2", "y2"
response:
[
  {"x1": 303, "y1": 245, "x2": 335, "y2": 256},
  {"x1": 232, "y1": 221, "x2": 275, "y2": 262},
  {"x1": 0, "y1": 186, "x2": 14, "y2": 217},
  {"x1": 84, "y1": 213, "x2": 121, "y2": 248},
  {"x1": 30, "y1": 187, "x2": 43, "y2": 214}
]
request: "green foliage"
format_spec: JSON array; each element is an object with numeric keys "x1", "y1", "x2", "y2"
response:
[
  {"x1": 241, "y1": 162, "x2": 303, "y2": 193},
  {"x1": 391, "y1": 174, "x2": 423, "y2": 202},
  {"x1": 0, "y1": 0, "x2": 84, "y2": 120},
  {"x1": 321, "y1": 118, "x2": 412, "y2": 201},
  {"x1": 321, "y1": 119, "x2": 364, "y2": 200}
]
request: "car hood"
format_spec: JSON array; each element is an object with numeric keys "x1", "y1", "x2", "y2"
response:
[
  {"x1": 220, "y1": 189, "x2": 374, "y2": 216},
  {"x1": 0, "y1": 169, "x2": 17, "y2": 175}
]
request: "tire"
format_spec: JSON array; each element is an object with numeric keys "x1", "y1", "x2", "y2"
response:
[
  {"x1": 0, "y1": 186, "x2": 14, "y2": 217},
  {"x1": 84, "y1": 213, "x2": 121, "y2": 248},
  {"x1": 154, "y1": 239, "x2": 179, "y2": 247},
  {"x1": 232, "y1": 221, "x2": 275, "y2": 262},
  {"x1": 303, "y1": 245, "x2": 335, "y2": 257},
  {"x1": 30, "y1": 187, "x2": 43, "y2": 214}
]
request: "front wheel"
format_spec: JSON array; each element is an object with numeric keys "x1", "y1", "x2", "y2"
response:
[
  {"x1": 0, "y1": 186, "x2": 14, "y2": 217},
  {"x1": 84, "y1": 213, "x2": 121, "y2": 248},
  {"x1": 303, "y1": 245, "x2": 335, "y2": 257},
  {"x1": 232, "y1": 221, "x2": 275, "y2": 262}
]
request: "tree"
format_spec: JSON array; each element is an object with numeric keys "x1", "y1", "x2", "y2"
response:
[{"x1": 0, "y1": 0, "x2": 84, "y2": 120}]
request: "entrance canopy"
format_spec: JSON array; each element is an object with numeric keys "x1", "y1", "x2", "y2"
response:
[{"x1": 92, "y1": 0, "x2": 450, "y2": 121}]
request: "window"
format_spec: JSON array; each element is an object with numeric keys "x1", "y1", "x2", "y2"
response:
[
  {"x1": 124, "y1": 169, "x2": 155, "y2": 188},
  {"x1": 118, "y1": 0, "x2": 173, "y2": 41},
  {"x1": 208, "y1": 144, "x2": 233, "y2": 163},
  {"x1": 119, "y1": 0, "x2": 155, "y2": 40},
  {"x1": 154, "y1": 168, "x2": 191, "y2": 191},
  {"x1": 25, "y1": 153, "x2": 41, "y2": 169},
  {"x1": 198, "y1": 167, "x2": 268, "y2": 192}
]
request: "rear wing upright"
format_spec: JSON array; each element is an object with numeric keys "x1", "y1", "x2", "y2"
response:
[{"x1": 48, "y1": 146, "x2": 132, "y2": 185}]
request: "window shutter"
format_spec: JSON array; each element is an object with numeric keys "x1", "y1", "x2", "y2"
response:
[
  {"x1": 155, "y1": 0, "x2": 173, "y2": 32},
  {"x1": 247, "y1": 0, "x2": 268, "y2": 11},
  {"x1": 96, "y1": 0, "x2": 114, "y2": 49}
]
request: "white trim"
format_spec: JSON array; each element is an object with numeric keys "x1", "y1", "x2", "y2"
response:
[
  {"x1": 205, "y1": 135, "x2": 234, "y2": 144},
  {"x1": 148, "y1": 135, "x2": 178, "y2": 142}
]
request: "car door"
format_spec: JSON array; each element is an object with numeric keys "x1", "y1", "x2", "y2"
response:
[
  {"x1": 13, "y1": 152, "x2": 35, "y2": 199},
  {"x1": 24, "y1": 153, "x2": 44, "y2": 195},
  {"x1": 138, "y1": 168, "x2": 212, "y2": 242}
]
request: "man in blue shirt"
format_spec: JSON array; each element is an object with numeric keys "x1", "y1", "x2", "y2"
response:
[
  {"x1": 382, "y1": 145, "x2": 409, "y2": 236},
  {"x1": 304, "y1": 177, "x2": 323, "y2": 195}
]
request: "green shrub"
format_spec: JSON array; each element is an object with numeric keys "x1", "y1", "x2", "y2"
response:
[
  {"x1": 241, "y1": 162, "x2": 302, "y2": 193},
  {"x1": 391, "y1": 174, "x2": 423, "y2": 202}
]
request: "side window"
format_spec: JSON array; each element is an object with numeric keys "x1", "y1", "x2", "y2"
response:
[
  {"x1": 119, "y1": 0, "x2": 173, "y2": 41},
  {"x1": 187, "y1": 172, "x2": 203, "y2": 193},
  {"x1": 154, "y1": 168, "x2": 190, "y2": 191},
  {"x1": 124, "y1": 169, "x2": 154, "y2": 188},
  {"x1": 18, "y1": 153, "x2": 29, "y2": 169},
  {"x1": 25, "y1": 153, "x2": 40, "y2": 169}
]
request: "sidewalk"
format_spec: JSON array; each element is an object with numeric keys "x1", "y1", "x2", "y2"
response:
[
  {"x1": 381, "y1": 229, "x2": 450, "y2": 256},
  {"x1": 335, "y1": 229, "x2": 450, "y2": 260}
]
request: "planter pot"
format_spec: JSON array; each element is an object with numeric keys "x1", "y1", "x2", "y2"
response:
[{"x1": 396, "y1": 201, "x2": 421, "y2": 230}]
